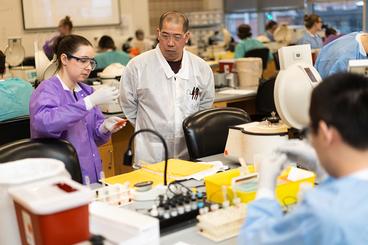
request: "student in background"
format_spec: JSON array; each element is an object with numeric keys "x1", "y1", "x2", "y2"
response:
[
  {"x1": 131, "y1": 29, "x2": 153, "y2": 55},
  {"x1": 43, "y1": 16, "x2": 73, "y2": 60},
  {"x1": 0, "y1": 50, "x2": 33, "y2": 121},
  {"x1": 95, "y1": 35, "x2": 130, "y2": 70},
  {"x1": 122, "y1": 37, "x2": 133, "y2": 53},
  {"x1": 31, "y1": 35, "x2": 126, "y2": 183},
  {"x1": 297, "y1": 14, "x2": 323, "y2": 49},
  {"x1": 235, "y1": 24, "x2": 272, "y2": 60},
  {"x1": 264, "y1": 20, "x2": 278, "y2": 42},
  {"x1": 323, "y1": 25, "x2": 342, "y2": 46}
]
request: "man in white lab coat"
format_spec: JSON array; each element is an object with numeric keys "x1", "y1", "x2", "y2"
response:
[{"x1": 120, "y1": 11, "x2": 215, "y2": 165}]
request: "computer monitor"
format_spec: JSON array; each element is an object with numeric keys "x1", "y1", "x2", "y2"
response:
[{"x1": 348, "y1": 59, "x2": 368, "y2": 76}]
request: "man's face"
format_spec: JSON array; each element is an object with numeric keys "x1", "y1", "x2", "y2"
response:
[
  {"x1": 157, "y1": 20, "x2": 189, "y2": 62},
  {"x1": 309, "y1": 123, "x2": 336, "y2": 176}
]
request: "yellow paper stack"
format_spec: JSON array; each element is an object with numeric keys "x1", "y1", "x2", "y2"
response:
[{"x1": 104, "y1": 159, "x2": 213, "y2": 188}]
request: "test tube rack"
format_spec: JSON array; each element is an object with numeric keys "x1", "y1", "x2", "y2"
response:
[
  {"x1": 93, "y1": 183, "x2": 132, "y2": 207},
  {"x1": 197, "y1": 203, "x2": 247, "y2": 242}
]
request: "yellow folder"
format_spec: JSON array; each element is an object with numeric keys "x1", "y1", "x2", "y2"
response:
[{"x1": 104, "y1": 159, "x2": 213, "y2": 187}]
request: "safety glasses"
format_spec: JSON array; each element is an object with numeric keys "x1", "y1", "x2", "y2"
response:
[{"x1": 66, "y1": 53, "x2": 97, "y2": 71}]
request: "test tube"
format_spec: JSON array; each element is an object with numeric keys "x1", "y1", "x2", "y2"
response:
[
  {"x1": 100, "y1": 171, "x2": 106, "y2": 186},
  {"x1": 84, "y1": 175, "x2": 91, "y2": 189}
]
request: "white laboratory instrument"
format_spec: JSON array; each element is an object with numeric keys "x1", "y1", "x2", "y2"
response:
[
  {"x1": 5, "y1": 37, "x2": 37, "y2": 83},
  {"x1": 275, "y1": 44, "x2": 321, "y2": 129},
  {"x1": 224, "y1": 121, "x2": 289, "y2": 164},
  {"x1": 89, "y1": 202, "x2": 159, "y2": 245},
  {"x1": 348, "y1": 59, "x2": 368, "y2": 76},
  {"x1": 224, "y1": 45, "x2": 322, "y2": 163},
  {"x1": 278, "y1": 44, "x2": 313, "y2": 70}
]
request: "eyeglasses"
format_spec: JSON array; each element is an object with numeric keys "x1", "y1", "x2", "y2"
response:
[
  {"x1": 66, "y1": 53, "x2": 97, "y2": 71},
  {"x1": 159, "y1": 31, "x2": 187, "y2": 42}
]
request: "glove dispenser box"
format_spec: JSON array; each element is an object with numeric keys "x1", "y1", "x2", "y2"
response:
[{"x1": 9, "y1": 177, "x2": 92, "y2": 245}]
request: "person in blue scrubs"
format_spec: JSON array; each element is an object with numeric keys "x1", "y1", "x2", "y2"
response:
[
  {"x1": 297, "y1": 14, "x2": 323, "y2": 49},
  {"x1": 239, "y1": 72, "x2": 368, "y2": 245},
  {"x1": 0, "y1": 50, "x2": 33, "y2": 121},
  {"x1": 234, "y1": 24, "x2": 271, "y2": 60},
  {"x1": 315, "y1": 32, "x2": 368, "y2": 78},
  {"x1": 264, "y1": 20, "x2": 278, "y2": 42},
  {"x1": 95, "y1": 35, "x2": 131, "y2": 70}
]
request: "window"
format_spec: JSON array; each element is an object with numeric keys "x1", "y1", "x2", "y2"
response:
[
  {"x1": 225, "y1": 12, "x2": 258, "y2": 40},
  {"x1": 225, "y1": 0, "x2": 363, "y2": 41},
  {"x1": 313, "y1": 1, "x2": 363, "y2": 34}
]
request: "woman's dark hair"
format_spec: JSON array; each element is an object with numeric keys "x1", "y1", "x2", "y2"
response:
[
  {"x1": 55, "y1": 34, "x2": 92, "y2": 69},
  {"x1": 325, "y1": 27, "x2": 337, "y2": 37},
  {"x1": 304, "y1": 14, "x2": 321, "y2": 29},
  {"x1": 310, "y1": 72, "x2": 368, "y2": 149},
  {"x1": 98, "y1": 35, "x2": 116, "y2": 50},
  {"x1": 0, "y1": 51, "x2": 5, "y2": 74},
  {"x1": 237, "y1": 24, "x2": 252, "y2": 40},
  {"x1": 59, "y1": 16, "x2": 73, "y2": 30},
  {"x1": 265, "y1": 20, "x2": 277, "y2": 31}
]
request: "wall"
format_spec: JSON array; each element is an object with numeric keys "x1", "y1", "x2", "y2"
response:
[
  {"x1": 148, "y1": 0, "x2": 224, "y2": 34},
  {"x1": 0, "y1": 0, "x2": 150, "y2": 56}
]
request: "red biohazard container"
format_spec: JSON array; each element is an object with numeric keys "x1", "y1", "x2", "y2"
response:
[
  {"x1": 218, "y1": 59, "x2": 235, "y2": 73},
  {"x1": 8, "y1": 177, "x2": 92, "y2": 245}
]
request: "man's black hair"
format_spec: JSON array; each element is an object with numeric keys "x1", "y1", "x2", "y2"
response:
[{"x1": 310, "y1": 72, "x2": 368, "y2": 149}]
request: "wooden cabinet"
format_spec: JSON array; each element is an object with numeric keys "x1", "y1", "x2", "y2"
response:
[
  {"x1": 98, "y1": 121, "x2": 135, "y2": 177},
  {"x1": 98, "y1": 139, "x2": 115, "y2": 177}
]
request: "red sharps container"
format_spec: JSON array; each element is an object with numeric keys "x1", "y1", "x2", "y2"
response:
[{"x1": 9, "y1": 177, "x2": 92, "y2": 245}]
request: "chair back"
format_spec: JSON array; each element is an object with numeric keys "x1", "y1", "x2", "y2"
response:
[
  {"x1": 0, "y1": 138, "x2": 83, "y2": 183},
  {"x1": 256, "y1": 77, "x2": 276, "y2": 118},
  {"x1": 244, "y1": 48, "x2": 270, "y2": 70},
  {"x1": 183, "y1": 107, "x2": 251, "y2": 160},
  {"x1": 0, "y1": 116, "x2": 30, "y2": 146}
]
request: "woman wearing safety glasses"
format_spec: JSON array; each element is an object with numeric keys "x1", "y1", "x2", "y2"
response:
[{"x1": 30, "y1": 34, "x2": 126, "y2": 184}]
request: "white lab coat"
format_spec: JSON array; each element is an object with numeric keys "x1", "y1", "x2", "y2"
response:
[{"x1": 120, "y1": 45, "x2": 215, "y2": 165}]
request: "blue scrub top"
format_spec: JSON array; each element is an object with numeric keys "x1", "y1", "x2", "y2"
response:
[{"x1": 0, "y1": 77, "x2": 34, "y2": 121}]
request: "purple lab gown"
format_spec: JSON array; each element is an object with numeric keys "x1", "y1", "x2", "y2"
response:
[{"x1": 30, "y1": 76, "x2": 110, "y2": 183}]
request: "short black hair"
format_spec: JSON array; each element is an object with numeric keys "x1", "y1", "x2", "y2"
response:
[
  {"x1": 0, "y1": 50, "x2": 5, "y2": 74},
  {"x1": 310, "y1": 72, "x2": 368, "y2": 149},
  {"x1": 98, "y1": 35, "x2": 116, "y2": 50},
  {"x1": 265, "y1": 20, "x2": 277, "y2": 31},
  {"x1": 237, "y1": 24, "x2": 252, "y2": 40},
  {"x1": 159, "y1": 11, "x2": 189, "y2": 33}
]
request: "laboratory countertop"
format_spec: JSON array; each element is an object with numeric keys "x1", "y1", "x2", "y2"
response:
[
  {"x1": 214, "y1": 86, "x2": 258, "y2": 103},
  {"x1": 161, "y1": 225, "x2": 236, "y2": 245}
]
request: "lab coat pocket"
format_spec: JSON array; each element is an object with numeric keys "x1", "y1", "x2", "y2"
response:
[{"x1": 184, "y1": 89, "x2": 201, "y2": 116}]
